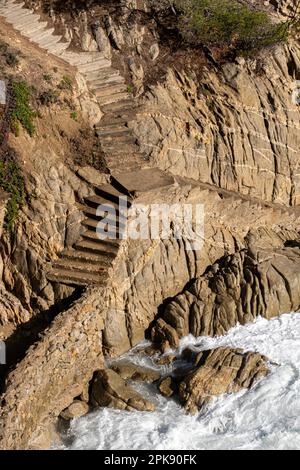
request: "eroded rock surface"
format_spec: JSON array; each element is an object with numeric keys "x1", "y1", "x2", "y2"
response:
[
  {"x1": 91, "y1": 369, "x2": 156, "y2": 412},
  {"x1": 60, "y1": 400, "x2": 89, "y2": 420},
  {"x1": 152, "y1": 246, "x2": 300, "y2": 348},
  {"x1": 158, "y1": 347, "x2": 270, "y2": 414},
  {"x1": 178, "y1": 347, "x2": 270, "y2": 414},
  {"x1": 110, "y1": 361, "x2": 160, "y2": 383}
]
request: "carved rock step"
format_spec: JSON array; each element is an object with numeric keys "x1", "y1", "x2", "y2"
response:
[
  {"x1": 100, "y1": 135, "x2": 136, "y2": 148},
  {"x1": 36, "y1": 34, "x2": 63, "y2": 48},
  {"x1": 115, "y1": 168, "x2": 176, "y2": 195},
  {"x1": 0, "y1": 2, "x2": 25, "y2": 14},
  {"x1": 4, "y1": 8, "x2": 32, "y2": 21},
  {"x1": 52, "y1": 257, "x2": 108, "y2": 274},
  {"x1": 82, "y1": 229, "x2": 122, "y2": 245},
  {"x1": 88, "y1": 75, "x2": 124, "y2": 90},
  {"x1": 62, "y1": 51, "x2": 106, "y2": 66},
  {"x1": 104, "y1": 154, "x2": 146, "y2": 173},
  {"x1": 18, "y1": 21, "x2": 48, "y2": 37},
  {"x1": 78, "y1": 202, "x2": 128, "y2": 221},
  {"x1": 84, "y1": 195, "x2": 129, "y2": 214},
  {"x1": 99, "y1": 112, "x2": 138, "y2": 128},
  {"x1": 83, "y1": 217, "x2": 127, "y2": 230},
  {"x1": 96, "y1": 125, "x2": 131, "y2": 138},
  {"x1": 93, "y1": 182, "x2": 132, "y2": 203},
  {"x1": 93, "y1": 82, "x2": 127, "y2": 97},
  {"x1": 47, "y1": 267, "x2": 108, "y2": 287},
  {"x1": 100, "y1": 98, "x2": 136, "y2": 114},
  {"x1": 103, "y1": 146, "x2": 140, "y2": 160},
  {"x1": 85, "y1": 67, "x2": 120, "y2": 82},
  {"x1": 97, "y1": 92, "x2": 131, "y2": 106},
  {"x1": 75, "y1": 239, "x2": 119, "y2": 257},
  {"x1": 59, "y1": 248, "x2": 114, "y2": 266},
  {"x1": 29, "y1": 27, "x2": 56, "y2": 42},
  {"x1": 77, "y1": 58, "x2": 111, "y2": 73},
  {"x1": 13, "y1": 14, "x2": 42, "y2": 29}
]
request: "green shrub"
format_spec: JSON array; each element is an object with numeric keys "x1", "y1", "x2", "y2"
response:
[
  {"x1": 11, "y1": 81, "x2": 36, "y2": 136},
  {"x1": 176, "y1": 0, "x2": 289, "y2": 54},
  {"x1": 39, "y1": 89, "x2": 59, "y2": 106},
  {"x1": 59, "y1": 75, "x2": 73, "y2": 91},
  {"x1": 70, "y1": 111, "x2": 78, "y2": 121},
  {"x1": 0, "y1": 158, "x2": 25, "y2": 231},
  {"x1": 0, "y1": 41, "x2": 20, "y2": 66},
  {"x1": 43, "y1": 73, "x2": 52, "y2": 82}
]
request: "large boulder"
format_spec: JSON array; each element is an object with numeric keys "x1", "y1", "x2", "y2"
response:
[
  {"x1": 110, "y1": 361, "x2": 161, "y2": 383},
  {"x1": 60, "y1": 400, "x2": 89, "y2": 420},
  {"x1": 178, "y1": 347, "x2": 270, "y2": 414},
  {"x1": 91, "y1": 369, "x2": 156, "y2": 412}
]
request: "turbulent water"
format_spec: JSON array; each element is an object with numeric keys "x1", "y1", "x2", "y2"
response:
[{"x1": 62, "y1": 313, "x2": 300, "y2": 450}]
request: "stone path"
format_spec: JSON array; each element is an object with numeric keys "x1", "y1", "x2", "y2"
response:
[{"x1": 1, "y1": 0, "x2": 299, "y2": 286}]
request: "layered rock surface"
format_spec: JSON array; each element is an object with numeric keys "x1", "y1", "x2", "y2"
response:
[
  {"x1": 178, "y1": 347, "x2": 270, "y2": 414},
  {"x1": 133, "y1": 44, "x2": 300, "y2": 205},
  {"x1": 91, "y1": 368, "x2": 156, "y2": 412},
  {"x1": 0, "y1": 0, "x2": 299, "y2": 451},
  {"x1": 152, "y1": 246, "x2": 300, "y2": 348}
]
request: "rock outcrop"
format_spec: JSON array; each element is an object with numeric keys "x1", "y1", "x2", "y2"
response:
[
  {"x1": 152, "y1": 246, "x2": 300, "y2": 348},
  {"x1": 177, "y1": 347, "x2": 270, "y2": 414},
  {"x1": 110, "y1": 361, "x2": 161, "y2": 383},
  {"x1": 60, "y1": 400, "x2": 89, "y2": 420},
  {"x1": 133, "y1": 44, "x2": 300, "y2": 205},
  {"x1": 91, "y1": 368, "x2": 156, "y2": 412}
]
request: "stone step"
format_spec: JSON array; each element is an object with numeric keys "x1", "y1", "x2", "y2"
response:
[
  {"x1": 94, "y1": 82, "x2": 127, "y2": 97},
  {"x1": 36, "y1": 33, "x2": 62, "y2": 48},
  {"x1": 97, "y1": 92, "x2": 131, "y2": 106},
  {"x1": 28, "y1": 27, "x2": 55, "y2": 42},
  {"x1": 5, "y1": 8, "x2": 32, "y2": 22},
  {"x1": 13, "y1": 14, "x2": 41, "y2": 29},
  {"x1": 78, "y1": 58, "x2": 111, "y2": 73},
  {"x1": 0, "y1": 2, "x2": 25, "y2": 14},
  {"x1": 59, "y1": 248, "x2": 113, "y2": 266},
  {"x1": 84, "y1": 195, "x2": 127, "y2": 214},
  {"x1": 18, "y1": 20, "x2": 48, "y2": 35},
  {"x1": 47, "y1": 267, "x2": 107, "y2": 286},
  {"x1": 85, "y1": 67, "x2": 119, "y2": 82},
  {"x1": 48, "y1": 41, "x2": 70, "y2": 55},
  {"x1": 75, "y1": 239, "x2": 119, "y2": 257},
  {"x1": 88, "y1": 75, "x2": 125, "y2": 90},
  {"x1": 83, "y1": 217, "x2": 126, "y2": 230},
  {"x1": 102, "y1": 139, "x2": 138, "y2": 154},
  {"x1": 96, "y1": 127, "x2": 131, "y2": 138},
  {"x1": 94, "y1": 183, "x2": 130, "y2": 203},
  {"x1": 52, "y1": 257, "x2": 108, "y2": 274},
  {"x1": 100, "y1": 98, "x2": 135, "y2": 113},
  {"x1": 82, "y1": 228, "x2": 122, "y2": 245},
  {"x1": 62, "y1": 51, "x2": 106, "y2": 66},
  {"x1": 99, "y1": 113, "x2": 137, "y2": 128}
]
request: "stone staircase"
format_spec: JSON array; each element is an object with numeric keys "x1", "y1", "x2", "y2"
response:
[
  {"x1": 0, "y1": 0, "x2": 153, "y2": 287},
  {"x1": 1, "y1": 1, "x2": 299, "y2": 287}
]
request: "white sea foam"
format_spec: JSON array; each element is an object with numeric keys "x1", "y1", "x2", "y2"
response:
[{"x1": 62, "y1": 313, "x2": 300, "y2": 450}]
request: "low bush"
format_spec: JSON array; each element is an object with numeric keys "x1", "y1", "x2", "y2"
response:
[
  {"x1": 0, "y1": 155, "x2": 25, "y2": 231},
  {"x1": 11, "y1": 81, "x2": 36, "y2": 136},
  {"x1": 176, "y1": 0, "x2": 289, "y2": 54}
]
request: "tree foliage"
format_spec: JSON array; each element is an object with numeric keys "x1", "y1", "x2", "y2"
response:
[{"x1": 176, "y1": 0, "x2": 289, "y2": 54}]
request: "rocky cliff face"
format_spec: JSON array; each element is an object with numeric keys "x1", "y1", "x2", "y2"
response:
[
  {"x1": 133, "y1": 45, "x2": 300, "y2": 205},
  {"x1": 0, "y1": 0, "x2": 299, "y2": 450}
]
